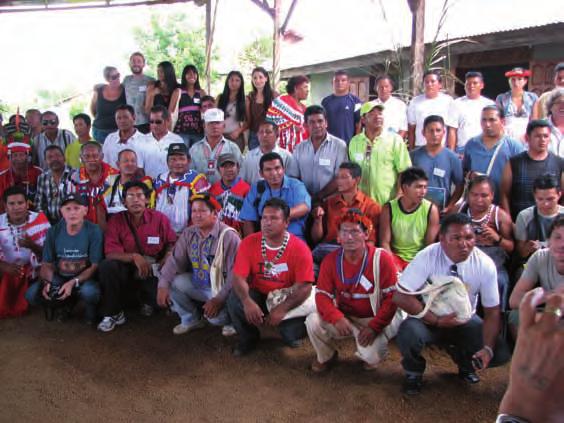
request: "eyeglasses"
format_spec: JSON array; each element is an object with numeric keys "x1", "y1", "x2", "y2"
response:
[
  {"x1": 149, "y1": 119, "x2": 164, "y2": 125},
  {"x1": 42, "y1": 119, "x2": 57, "y2": 125},
  {"x1": 339, "y1": 228, "x2": 364, "y2": 238},
  {"x1": 109, "y1": 74, "x2": 120, "y2": 81}
]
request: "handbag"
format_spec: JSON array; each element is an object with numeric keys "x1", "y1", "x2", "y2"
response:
[
  {"x1": 396, "y1": 275, "x2": 472, "y2": 323},
  {"x1": 266, "y1": 285, "x2": 316, "y2": 320},
  {"x1": 209, "y1": 226, "x2": 238, "y2": 296}
]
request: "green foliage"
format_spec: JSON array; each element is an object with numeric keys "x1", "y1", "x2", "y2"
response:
[
  {"x1": 238, "y1": 35, "x2": 272, "y2": 74},
  {"x1": 35, "y1": 88, "x2": 78, "y2": 109},
  {"x1": 132, "y1": 13, "x2": 219, "y2": 85},
  {"x1": 68, "y1": 99, "x2": 87, "y2": 121}
]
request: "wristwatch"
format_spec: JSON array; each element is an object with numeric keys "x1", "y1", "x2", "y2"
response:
[{"x1": 73, "y1": 277, "x2": 80, "y2": 288}]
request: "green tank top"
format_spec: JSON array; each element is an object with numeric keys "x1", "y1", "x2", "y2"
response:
[{"x1": 389, "y1": 198, "x2": 432, "y2": 262}]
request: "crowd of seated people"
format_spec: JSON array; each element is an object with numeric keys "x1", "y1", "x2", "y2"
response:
[{"x1": 0, "y1": 55, "x2": 562, "y2": 399}]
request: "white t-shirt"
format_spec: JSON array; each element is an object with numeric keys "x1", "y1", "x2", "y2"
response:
[
  {"x1": 448, "y1": 96, "x2": 495, "y2": 149},
  {"x1": 374, "y1": 96, "x2": 408, "y2": 134},
  {"x1": 135, "y1": 131, "x2": 183, "y2": 178},
  {"x1": 407, "y1": 92, "x2": 454, "y2": 146},
  {"x1": 398, "y1": 242, "x2": 499, "y2": 313},
  {"x1": 102, "y1": 129, "x2": 145, "y2": 168}
]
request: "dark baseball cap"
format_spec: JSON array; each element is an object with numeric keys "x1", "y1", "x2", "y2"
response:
[
  {"x1": 167, "y1": 143, "x2": 189, "y2": 158},
  {"x1": 61, "y1": 193, "x2": 86, "y2": 207},
  {"x1": 217, "y1": 153, "x2": 238, "y2": 169}
]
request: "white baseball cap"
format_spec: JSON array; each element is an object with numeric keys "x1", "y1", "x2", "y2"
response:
[{"x1": 203, "y1": 108, "x2": 224, "y2": 123}]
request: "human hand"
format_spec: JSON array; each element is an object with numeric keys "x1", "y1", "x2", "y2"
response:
[
  {"x1": 498, "y1": 288, "x2": 564, "y2": 422},
  {"x1": 472, "y1": 347, "x2": 493, "y2": 371},
  {"x1": 265, "y1": 305, "x2": 286, "y2": 327},
  {"x1": 524, "y1": 240, "x2": 540, "y2": 255},
  {"x1": 203, "y1": 297, "x2": 224, "y2": 318},
  {"x1": 157, "y1": 287, "x2": 171, "y2": 308},
  {"x1": 132, "y1": 253, "x2": 151, "y2": 279},
  {"x1": 0, "y1": 262, "x2": 24, "y2": 277},
  {"x1": 18, "y1": 235, "x2": 38, "y2": 251},
  {"x1": 334, "y1": 317, "x2": 354, "y2": 337},
  {"x1": 243, "y1": 298, "x2": 264, "y2": 326},
  {"x1": 57, "y1": 280, "x2": 75, "y2": 300},
  {"x1": 42, "y1": 282, "x2": 51, "y2": 300},
  {"x1": 312, "y1": 206, "x2": 324, "y2": 220},
  {"x1": 357, "y1": 326, "x2": 377, "y2": 347},
  {"x1": 436, "y1": 312, "x2": 463, "y2": 328}
]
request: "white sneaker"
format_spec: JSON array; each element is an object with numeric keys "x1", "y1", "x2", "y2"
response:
[
  {"x1": 221, "y1": 324, "x2": 237, "y2": 337},
  {"x1": 172, "y1": 319, "x2": 206, "y2": 335},
  {"x1": 97, "y1": 311, "x2": 126, "y2": 332}
]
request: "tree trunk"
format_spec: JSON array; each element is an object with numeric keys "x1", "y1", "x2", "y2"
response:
[
  {"x1": 408, "y1": 0, "x2": 425, "y2": 96},
  {"x1": 272, "y1": 0, "x2": 281, "y2": 90}
]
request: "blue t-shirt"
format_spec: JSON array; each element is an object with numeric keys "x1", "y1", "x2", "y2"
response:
[
  {"x1": 321, "y1": 93, "x2": 361, "y2": 144},
  {"x1": 240, "y1": 176, "x2": 311, "y2": 239},
  {"x1": 462, "y1": 135, "x2": 524, "y2": 202},
  {"x1": 410, "y1": 146, "x2": 463, "y2": 209},
  {"x1": 43, "y1": 220, "x2": 104, "y2": 277}
]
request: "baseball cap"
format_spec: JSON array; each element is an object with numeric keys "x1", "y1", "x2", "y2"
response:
[
  {"x1": 360, "y1": 101, "x2": 385, "y2": 117},
  {"x1": 167, "y1": 143, "x2": 189, "y2": 158},
  {"x1": 203, "y1": 108, "x2": 225, "y2": 123},
  {"x1": 217, "y1": 153, "x2": 238, "y2": 168},
  {"x1": 61, "y1": 193, "x2": 85, "y2": 207}
]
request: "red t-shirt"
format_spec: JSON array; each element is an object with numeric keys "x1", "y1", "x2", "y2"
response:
[
  {"x1": 233, "y1": 232, "x2": 314, "y2": 294},
  {"x1": 316, "y1": 245, "x2": 398, "y2": 333}
]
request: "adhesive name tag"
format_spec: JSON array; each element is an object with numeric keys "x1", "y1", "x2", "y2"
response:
[
  {"x1": 354, "y1": 153, "x2": 364, "y2": 162},
  {"x1": 319, "y1": 158, "x2": 331, "y2": 166},
  {"x1": 147, "y1": 236, "x2": 160, "y2": 244},
  {"x1": 273, "y1": 263, "x2": 289, "y2": 273},
  {"x1": 433, "y1": 167, "x2": 446, "y2": 178},
  {"x1": 139, "y1": 86, "x2": 147, "y2": 92},
  {"x1": 359, "y1": 275, "x2": 373, "y2": 291}
]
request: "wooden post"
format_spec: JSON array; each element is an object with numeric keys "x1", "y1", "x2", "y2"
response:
[
  {"x1": 272, "y1": 0, "x2": 281, "y2": 91},
  {"x1": 205, "y1": 0, "x2": 211, "y2": 93},
  {"x1": 408, "y1": 0, "x2": 425, "y2": 96}
]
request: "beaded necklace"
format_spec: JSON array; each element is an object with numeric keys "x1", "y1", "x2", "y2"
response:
[
  {"x1": 337, "y1": 247, "x2": 368, "y2": 286},
  {"x1": 261, "y1": 231, "x2": 289, "y2": 276}
]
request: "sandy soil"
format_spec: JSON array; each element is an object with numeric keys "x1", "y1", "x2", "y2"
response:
[{"x1": 0, "y1": 309, "x2": 509, "y2": 423}]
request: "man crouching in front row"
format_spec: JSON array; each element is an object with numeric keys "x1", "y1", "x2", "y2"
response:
[{"x1": 227, "y1": 198, "x2": 314, "y2": 356}]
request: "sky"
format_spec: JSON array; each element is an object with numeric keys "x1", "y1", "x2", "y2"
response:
[{"x1": 0, "y1": 0, "x2": 560, "y2": 112}]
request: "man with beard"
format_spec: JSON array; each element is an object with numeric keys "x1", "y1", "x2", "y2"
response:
[{"x1": 123, "y1": 52, "x2": 155, "y2": 134}]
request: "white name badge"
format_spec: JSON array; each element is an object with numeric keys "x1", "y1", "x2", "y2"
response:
[
  {"x1": 354, "y1": 153, "x2": 364, "y2": 162},
  {"x1": 194, "y1": 98, "x2": 201, "y2": 104},
  {"x1": 139, "y1": 86, "x2": 147, "y2": 92},
  {"x1": 273, "y1": 263, "x2": 289, "y2": 273},
  {"x1": 319, "y1": 158, "x2": 331, "y2": 166},
  {"x1": 433, "y1": 167, "x2": 446, "y2": 178},
  {"x1": 147, "y1": 236, "x2": 160, "y2": 245},
  {"x1": 359, "y1": 275, "x2": 373, "y2": 291}
]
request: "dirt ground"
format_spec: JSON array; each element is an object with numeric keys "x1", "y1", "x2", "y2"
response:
[{"x1": 0, "y1": 309, "x2": 509, "y2": 423}]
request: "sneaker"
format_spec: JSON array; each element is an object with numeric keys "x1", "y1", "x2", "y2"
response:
[
  {"x1": 172, "y1": 319, "x2": 206, "y2": 335},
  {"x1": 97, "y1": 311, "x2": 126, "y2": 332},
  {"x1": 458, "y1": 370, "x2": 480, "y2": 384},
  {"x1": 402, "y1": 375, "x2": 423, "y2": 395},
  {"x1": 311, "y1": 351, "x2": 338, "y2": 373},
  {"x1": 221, "y1": 324, "x2": 237, "y2": 337},
  {"x1": 232, "y1": 340, "x2": 257, "y2": 357},
  {"x1": 140, "y1": 303, "x2": 154, "y2": 317}
]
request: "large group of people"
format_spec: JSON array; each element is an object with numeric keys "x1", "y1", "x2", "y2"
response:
[{"x1": 0, "y1": 53, "x2": 563, "y2": 410}]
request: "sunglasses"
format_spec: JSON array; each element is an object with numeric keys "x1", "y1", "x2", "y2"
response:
[
  {"x1": 149, "y1": 119, "x2": 164, "y2": 125},
  {"x1": 109, "y1": 74, "x2": 120, "y2": 81},
  {"x1": 42, "y1": 119, "x2": 57, "y2": 125}
]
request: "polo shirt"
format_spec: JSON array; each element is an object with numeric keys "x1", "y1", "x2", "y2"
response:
[
  {"x1": 322, "y1": 191, "x2": 381, "y2": 243},
  {"x1": 287, "y1": 133, "x2": 348, "y2": 195},
  {"x1": 348, "y1": 131, "x2": 411, "y2": 205},
  {"x1": 233, "y1": 231, "x2": 314, "y2": 294},
  {"x1": 104, "y1": 209, "x2": 176, "y2": 258},
  {"x1": 407, "y1": 92, "x2": 454, "y2": 146},
  {"x1": 123, "y1": 74, "x2": 155, "y2": 126},
  {"x1": 189, "y1": 137, "x2": 243, "y2": 185},
  {"x1": 410, "y1": 146, "x2": 463, "y2": 209},
  {"x1": 135, "y1": 131, "x2": 183, "y2": 178},
  {"x1": 462, "y1": 135, "x2": 524, "y2": 202},
  {"x1": 399, "y1": 242, "x2": 499, "y2": 313},
  {"x1": 101, "y1": 129, "x2": 145, "y2": 168},
  {"x1": 321, "y1": 93, "x2": 361, "y2": 143},
  {"x1": 373, "y1": 96, "x2": 408, "y2": 134},
  {"x1": 239, "y1": 175, "x2": 311, "y2": 239},
  {"x1": 447, "y1": 95, "x2": 495, "y2": 150},
  {"x1": 239, "y1": 146, "x2": 294, "y2": 186}
]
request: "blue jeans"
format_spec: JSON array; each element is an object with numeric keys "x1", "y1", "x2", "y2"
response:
[
  {"x1": 227, "y1": 288, "x2": 307, "y2": 346},
  {"x1": 92, "y1": 127, "x2": 114, "y2": 144},
  {"x1": 170, "y1": 273, "x2": 230, "y2": 326}
]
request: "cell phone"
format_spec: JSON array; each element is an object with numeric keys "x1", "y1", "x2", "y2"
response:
[{"x1": 472, "y1": 356, "x2": 483, "y2": 370}]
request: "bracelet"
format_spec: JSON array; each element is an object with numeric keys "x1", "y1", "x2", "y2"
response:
[
  {"x1": 495, "y1": 414, "x2": 530, "y2": 423},
  {"x1": 483, "y1": 345, "x2": 494, "y2": 358}
]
